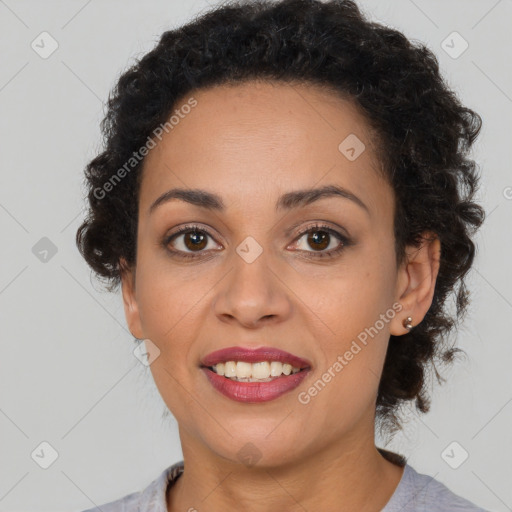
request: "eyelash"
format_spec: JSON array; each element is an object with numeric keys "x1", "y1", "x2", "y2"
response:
[{"x1": 162, "y1": 222, "x2": 351, "y2": 261}]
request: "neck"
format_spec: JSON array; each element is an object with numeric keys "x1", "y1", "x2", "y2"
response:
[{"x1": 167, "y1": 429, "x2": 404, "y2": 512}]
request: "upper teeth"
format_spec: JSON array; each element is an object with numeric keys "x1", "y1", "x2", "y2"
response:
[{"x1": 213, "y1": 361, "x2": 301, "y2": 380}]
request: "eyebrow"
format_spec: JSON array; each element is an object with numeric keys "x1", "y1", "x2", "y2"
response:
[{"x1": 148, "y1": 184, "x2": 370, "y2": 216}]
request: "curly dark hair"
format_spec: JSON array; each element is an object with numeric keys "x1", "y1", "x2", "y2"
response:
[{"x1": 76, "y1": 0, "x2": 485, "y2": 437}]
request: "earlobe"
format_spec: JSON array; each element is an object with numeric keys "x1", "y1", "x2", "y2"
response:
[
  {"x1": 120, "y1": 258, "x2": 144, "y2": 339},
  {"x1": 390, "y1": 232, "x2": 441, "y2": 336}
]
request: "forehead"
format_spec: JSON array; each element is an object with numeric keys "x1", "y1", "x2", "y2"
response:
[{"x1": 139, "y1": 80, "x2": 391, "y2": 219}]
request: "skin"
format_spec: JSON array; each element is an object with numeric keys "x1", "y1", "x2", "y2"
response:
[{"x1": 120, "y1": 80, "x2": 441, "y2": 511}]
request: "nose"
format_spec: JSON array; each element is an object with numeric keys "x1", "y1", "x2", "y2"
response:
[{"x1": 212, "y1": 248, "x2": 293, "y2": 329}]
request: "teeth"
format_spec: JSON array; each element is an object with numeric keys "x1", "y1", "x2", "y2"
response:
[
  {"x1": 211, "y1": 361, "x2": 302, "y2": 380},
  {"x1": 252, "y1": 361, "x2": 270, "y2": 379},
  {"x1": 224, "y1": 361, "x2": 237, "y2": 378},
  {"x1": 216, "y1": 362, "x2": 225, "y2": 376},
  {"x1": 236, "y1": 361, "x2": 252, "y2": 378},
  {"x1": 270, "y1": 361, "x2": 282, "y2": 377}
]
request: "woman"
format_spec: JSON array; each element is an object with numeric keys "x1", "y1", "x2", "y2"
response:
[{"x1": 76, "y1": 0, "x2": 488, "y2": 510}]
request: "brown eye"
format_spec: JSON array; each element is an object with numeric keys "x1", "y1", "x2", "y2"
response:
[
  {"x1": 295, "y1": 227, "x2": 343, "y2": 253},
  {"x1": 305, "y1": 230, "x2": 330, "y2": 251},
  {"x1": 182, "y1": 230, "x2": 208, "y2": 251},
  {"x1": 290, "y1": 223, "x2": 350, "y2": 260},
  {"x1": 164, "y1": 225, "x2": 221, "y2": 259}
]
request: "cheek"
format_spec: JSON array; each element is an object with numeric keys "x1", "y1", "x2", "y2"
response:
[
  {"x1": 301, "y1": 292, "x2": 392, "y2": 430},
  {"x1": 296, "y1": 248, "x2": 396, "y2": 402},
  {"x1": 133, "y1": 242, "x2": 208, "y2": 339},
  {"x1": 134, "y1": 266, "x2": 203, "y2": 414},
  {"x1": 299, "y1": 254, "x2": 395, "y2": 344}
]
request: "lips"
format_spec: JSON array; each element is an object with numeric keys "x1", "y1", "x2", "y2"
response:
[
  {"x1": 201, "y1": 367, "x2": 310, "y2": 402},
  {"x1": 200, "y1": 346, "x2": 312, "y2": 403},
  {"x1": 200, "y1": 346, "x2": 312, "y2": 369}
]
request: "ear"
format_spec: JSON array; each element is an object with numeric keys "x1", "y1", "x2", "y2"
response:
[
  {"x1": 390, "y1": 231, "x2": 441, "y2": 336},
  {"x1": 120, "y1": 258, "x2": 144, "y2": 340}
]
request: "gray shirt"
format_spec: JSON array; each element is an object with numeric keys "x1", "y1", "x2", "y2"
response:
[{"x1": 80, "y1": 460, "x2": 489, "y2": 512}]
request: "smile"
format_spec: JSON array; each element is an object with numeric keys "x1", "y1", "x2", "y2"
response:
[{"x1": 200, "y1": 346, "x2": 312, "y2": 403}]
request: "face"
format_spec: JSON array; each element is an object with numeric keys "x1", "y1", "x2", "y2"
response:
[{"x1": 121, "y1": 80, "x2": 435, "y2": 468}]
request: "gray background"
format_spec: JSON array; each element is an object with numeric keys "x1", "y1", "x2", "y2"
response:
[{"x1": 0, "y1": 0, "x2": 510, "y2": 510}]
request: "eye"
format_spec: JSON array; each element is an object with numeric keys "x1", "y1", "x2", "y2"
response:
[
  {"x1": 290, "y1": 223, "x2": 350, "y2": 259},
  {"x1": 162, "y1": 222, "x2": 352, "y2": 261},
  {"x1": 163, "y1": 224, "x2": 221, "y2": 259}
]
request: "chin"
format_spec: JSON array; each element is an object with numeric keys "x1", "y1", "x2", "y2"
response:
[{"x1": 204, "y1": 428, "x2": 308, "y2": 469}]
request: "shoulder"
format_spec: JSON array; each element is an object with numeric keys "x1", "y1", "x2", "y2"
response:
[
  {"x1": 383, "y1": 463, "x2": 490, "y2": 512},
  {"x1": 79, "y1": 488, "x2": 140, "y2": 512},
  {"x1": 78, "y1": 461, "x2": 184, "y2": 512}
]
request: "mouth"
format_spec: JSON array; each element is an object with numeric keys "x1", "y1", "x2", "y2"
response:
[{"x1": 199, "y1": 346, "x2": 312, "y2": 402}]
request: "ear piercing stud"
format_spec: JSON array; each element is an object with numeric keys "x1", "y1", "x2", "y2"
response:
[{"x1": 402, "y1": 316, "x2": 413, "y2": 330}]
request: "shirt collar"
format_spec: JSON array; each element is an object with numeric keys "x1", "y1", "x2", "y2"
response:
[{"x1": 137, "y1": 460, "x2": 184, "y2": 511}]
